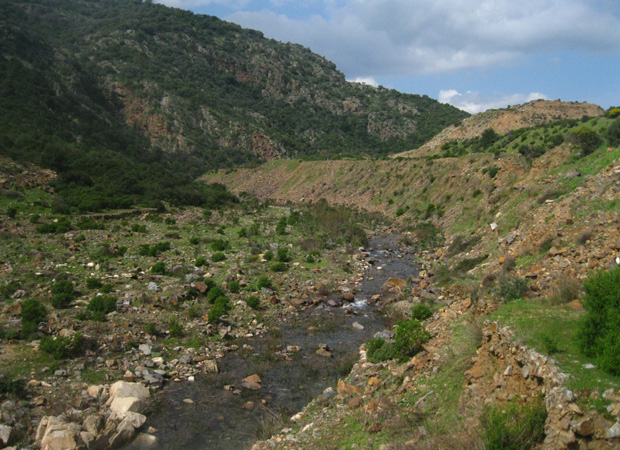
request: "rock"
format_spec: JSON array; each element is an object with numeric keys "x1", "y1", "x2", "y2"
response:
[
  {"x1": 108, "y1": 419, "x2": 136, "y2": 448},
  {"x1": 337, "y1": 380, "x2": 360, "y2": 396},
  {"x1": 40, "y1": 422, "x2": 81, "y2": 450},
  {"x1": 109, "y1": 396, "x2": 145, "y2": 417},
  {"x1": 138, "y1": 344, "x2": 152, "y2": 356},
  {"x1": 86, "y1": 385, "x2": 103, "y2": 398},
  {"x1": 606, "y1": 422, "x2": 620, "y2": 439},
  {"x1": 83, "y1": 414, "x2": 103, "y2": 436},
  {"x1": 572, "y1": 417, "x2": 595, "y2": 436},
  {"x1": 352, "y1": 322, "x2": 364, "y2": 330},
  {"x1": 147, "y1": 282, "x2": 160, "y2": 292},
  {"x1": 565, "y1": 170, "x2": 582, "y2": 179},
  {"x1": 198, "y1": 360, "x2": 219, "y2": 373},
  {"x1": 382, "y1": 277, "x2": 407, "y2": 295},
  {"x1": 0, "y1": 424, "x2": 13, "y2": 447},
  {"x1": 108, "y1": 381, "x2": 150, "y2": 404},
  {"x1": 316, "y1": 347, "x2": 332, "y2": 358},
  {"x1": 241, "y1": 374, "x2": 261, "y2": 390},
  {"x1": 374, "y1": 330, "x2": 395, "y2": 340},
  {"x1": 178, "y1": 354, "x2": 192, "y2": 365},
  {"x1": 124, "y1": 412, "x2": 147, "y2": 429},
  {"x1": 131, "y1": 433, "x2": 157, "y2": 447}
]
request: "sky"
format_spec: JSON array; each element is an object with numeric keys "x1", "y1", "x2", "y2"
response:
[{"x1": 155, "y1": 0, "x2": 620, "y2": 113}]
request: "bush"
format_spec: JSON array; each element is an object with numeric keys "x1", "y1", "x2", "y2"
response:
[
  {"x1": 7, "y1": 206, "x2": 17, "y2": 218},
  {"x1": 257, "y1": 275, "x2": 273, "y2": 290},
  {"x1": 168, "y1": 317, "x2": 184, "y2": 337},
  {"x1": 207, "y1": 286, "x2": 224, "y2": 304},
  {"x1": 0, "y1": 375, "x2": 25, "y2": 397},
  {"x1": 209, "y1": 296, "x2": 232, "y2": 323},
  {"x1": 271, "y1": 262, "x2": 288, "y2": 272},
  {"x1": 144, "y1": 322, "x2": 157, "y2": 336},
  {"x1": 195, "y1": 256, "x2": 207, "y2": 267},
  {"x1": 212, "y1": 252, "x2": 226, "y2": 262},
  {"x1": 151, "y1": 262, "x2": 166, "y2": 274},
  {"x1": 263, "y1": 250, "x2": 274, "y2": 261},
  {"x1": 393, "y1": 319, "x2": 431, "y2": 357},
  {"x1": 568, "y1": 126, "x2": 602, "y2": 156},
  {"x1": 86, "y1": 277, "x2": 102, "y2": 289},
  {"x1": 395, "y1": 207, "x2": 405, "y2": 217},
  {"x1": 276, "y1": 216, "x2": 287, "y2": 235},
  {"x1": 51, "y1": 293, "x2": 74, "y2": 309},
  {"x1": 246, "y1": 295, "x2": 261, "y2": 310},
  {"x1": 494, "y1": 276, "x2": 529, "y2": 302},
  {"x1": 608, "y1": 118, "x2": 620, "y2": 147},
  {"x1": 276, "y1": 248, "x2": 291, "y2": 262},
  {"x1": 577, "y1": 266, "x2": 620, "y2": 375},
  {"x1": 21, "y1": 298, "x2": 47, "y2": 339},
  {"x1": 39, "y1": 332, "x2": 86, "y2": 359},
  {"x1": 481, "y1": 399, "x2": 547, "y2": 450},
  {"x1": 366, "y1": 337, "x2": 399, "y2": 363},
  {"x1": 227, "y1": 281, "x2": 240, "y2": 294},
  {"x1": 51, "y1": 279, "x2": 74, "y2": 296},
  {"x1": 88, "y1": 295, "x2": 117, "y2": 315},
  {"x1": 138, "y1": 242, "x2": 170, "y2": 257},
  {"x1": 411, "y1": 304, "x2": 433, "y2": 321},
  {"x1": 210, "y1": 239, "x2": 229, "y2": 252}
]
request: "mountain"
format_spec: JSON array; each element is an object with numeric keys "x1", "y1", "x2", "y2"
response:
[{"x1": 0, "y1": 0, "x2": 467, "y2": 180}]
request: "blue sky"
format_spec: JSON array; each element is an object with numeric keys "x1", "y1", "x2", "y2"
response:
[{"x1": 155, "y1": 0, "x2": 620, "y2": 113}]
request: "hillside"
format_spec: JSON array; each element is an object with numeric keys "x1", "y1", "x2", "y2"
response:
[
  {"x1": 205, "y1": 106, "x2": 620, "y2": 448},
  {"x1": 396, "y1": 99, "x2": 604, "y2": 158},
  {"x1": 0, "y1": 0, "x2": 467, "y2": 172}
]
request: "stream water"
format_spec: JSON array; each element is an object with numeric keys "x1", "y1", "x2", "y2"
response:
[{"x1": 125, "y1": 235, "x2": 418, "y2": 450}]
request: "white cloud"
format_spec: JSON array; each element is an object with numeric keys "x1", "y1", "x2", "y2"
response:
[
  {"x1": 438, "y1": 89, "x2": 548, "y2": 114},
  {"x1": 348, "y1": 76, "x2": 378, "y2": 87},
  {"x1": 225, "y1": 0, "x2": 620, "y2": 78}
]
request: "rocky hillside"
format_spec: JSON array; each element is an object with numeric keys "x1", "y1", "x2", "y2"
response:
[
  {"x1": 396, "y1": 99, "x2": 604, "y2": 158},
  {"x1": 207, "y1": 106, "x2": 620, "y2": 448},
  {"x1": 0, "y1": 0, "x2": 467, "y2": 173}
]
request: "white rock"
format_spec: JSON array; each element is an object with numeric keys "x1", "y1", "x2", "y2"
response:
[
  {"x1": 109, "y1": 397, "x2": 144, "y2": 417},
  {"x1": 108, "y1": 381, "x2": 150, "y2": 404},
  {"x1": 0, "y1": 424, "x2": 13, "y2": 446}
]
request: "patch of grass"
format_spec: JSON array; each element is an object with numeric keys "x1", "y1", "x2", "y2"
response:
[
  {"x1": 488, "y1": 299, "x2": 620, "y2": 392},
  {"x1": 480, "y1": 398, "x2": 547, "y2": 450}
]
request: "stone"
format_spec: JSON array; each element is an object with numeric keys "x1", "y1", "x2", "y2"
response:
[
  {"x1": 138, "y1": 344, "x2": 152, "y2": 356},
  {"x1": 382, "y1": 277, "x2": 407, "y2": 292},
  {"x1": 108, "y1": 381, "x2": 150, "y2": 404},
  {"x1": 352, "y1": 322, "x2": 364, "y2": 330},
  {"x1": 178, "y1": 354, "x2": 192, "y2": 365},
  {"x1": 108, "y1": 419, "x2": 136, "y2": 448},
  {"x1": 124, "y1": 412, "x2": 147, "y2": 429},
  {"x1": 565, "y1": 169, "x2": 582, "y2": 179},
  {"x1": 147, "y1": 282, "x2": 160, "y2": 292},
  {"x1": 241, "y1": 374, "x2": 261, "y2": 390},
  {"x1": 337, "y1": 380, "x2": 360, "y2": 396},
  {"x1": 606, "y1": 422, "x2": 620, "y2": 439},
  {"x1": 198, "y1": 360, "x2": 219, "y2": 373},
  {"x1": 83, "y1": 414, "x2": 103, "y2": 436},
  {"x1": 87, "y1": 385, "x2": 103, "y2": 398},
  {"x1": 0, "y1": 424, "x2": 13, "y2": 447},
  {"x1": 109, "y1": 397, "x2": 144, "y2": 417},
  {"x1": 41, "y1": 423, "x2": 81, "y2": 450},
  {"x1": 572, "y1": 417, "x2": 595, "y2": 436},
  {"x1": 316, "y1": 348, "x2": 332, "y2": 358}
]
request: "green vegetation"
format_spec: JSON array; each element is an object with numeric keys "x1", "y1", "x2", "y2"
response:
[
  {"x1": 366, "y1": 319, "x2": 431, "y2": 363},
  {"x1": 493, "y1": 276, "x2": 529, "y2": 302},
  {"x1": 577, "y1": 266, "x2": 620, "y2": 375},
  {"x1": 480, "y1": 398, "x2": 547, "y2": 450},
  {"x1": 20, "y1": 298, "x2": 47, "y2": 339},
  {"x1": 40, "y1": 332, "x2": 87, "y2": 360},
  {"x1": 50, "y1": 279, "x2": 75, "y2": 309}
]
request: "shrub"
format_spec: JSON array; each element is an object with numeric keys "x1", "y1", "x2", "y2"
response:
[
  {"x1": 168, "y1": 317, "x2": 184, "y2": 337},
  {"x1": 393, "y1": 319, "x2": 431, "y2": 357},
  {"x1": 0, "y1": 375, "x2": 25, "y2": 397},
  {"x1": 480, "y1": 399, "x2": 547, "y2": 450},
  {"x1": 577, "y1": 266, "x2": 620, "y2": 375},
  {"x1": 212, "y1": 252, "x2": 226, "y2": 262},
  {"x1": 411, "y1": 304, "x2": 433, "y2": 321},
  {"x1": 608, "y1": 118, "x2": 620, "y2": 147},
  {"x1": 567, "y1": 126, "x2": 602, "y2": 156},
  {"x1": 51, "y1": 279, "x2": 74, "y2": 296},
  {"x1": 209, "y1": 296, "x2": 232, "y2": 323},
  {"x1": 227, "y1": 281, "x2": 240, "y2": 294},
  {"x1": 246, "y1": 295, "x2": 261, "y2": 310},
  {"x1": 257, "y1": 275, "x2": 273, "y2": 290},
  {"x1": 86, "y1": 277, "x2": 102, "y2": 289},
  {"x1": 7, "y1": 206, "x2": 17, "y2": 218},
  {"x1": 263, "y1": 250, "x2": 274, "y2": 261},
  {"x1": 276, "y1": 216, "x2": 287, "y2": 235},
  {"x1": 271, "y1": 262, "x2": 288, "y2": 272},
  {"x1": 210, "y1": 239, "x2": 229, "y2": 252},
  {"x1": 151, "y1": 262, "x2": 166, "y2": 274},
  {"x1": 87, "y1": 295, "x2": 117, "y2": 315},
  {"x1": 51, "y1": 293, "x2": 74, "y2": 309},
  {"x1": 395, "y1": 207, "x2": 405, "y2": 217},
  {"x1": 207, "y1": 286, "x2": 224, "y2": 304},
  {"x1": 21, "y1": 298, "x2": 47, "y2": 339},
  {"x1": 39, "y1": 332, "x2": 86, "y2": 359},
  {"x1": 101, "y1": 284, "x2": 114, "y2": 294},
  {"x1": 366, "y1": 337, "x2": 399, "y2": 363},
  {"x1": 494, "y1": 276, "x2": 529, "y2": 302},
  {"x1": 131, "y1": 224, "x2": 147, "y2": 233},
  {"x1": 189, "y1": 237, "x2": 201, "y2": 245},
  {"x1": 276, "y1": 248, "x2": 291, "y2": 262},
  {"x1": 138, "y1": 242, "x2": 170, "y2": 257},
  {"x1": 195, "y1": 256, "x2": 207, "y2": 267},
  {"x1": 144, "y1": 322, "x2": 157, "y2": 336}
]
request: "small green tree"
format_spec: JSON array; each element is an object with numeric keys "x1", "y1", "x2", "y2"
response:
[
  {"x1": 577, "y1": 266, "x2": 620, "y2": 375},
  {"x1": 568, "y1": 126, "x2": 602, "y2": 156}
]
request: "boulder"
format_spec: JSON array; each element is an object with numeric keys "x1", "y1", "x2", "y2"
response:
[
  {"x1": 0, "y1": 424, "x2": 13, "y2": 447},
  {"x1": 107, "y1": 381, "x2": 150, "y2": 405},
  {"x1": 241, "y1": 374, "x2": 261, "y2": 390},
  {"x1": 109, "y1": 397, "x2": 145, "y2": 417}
]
